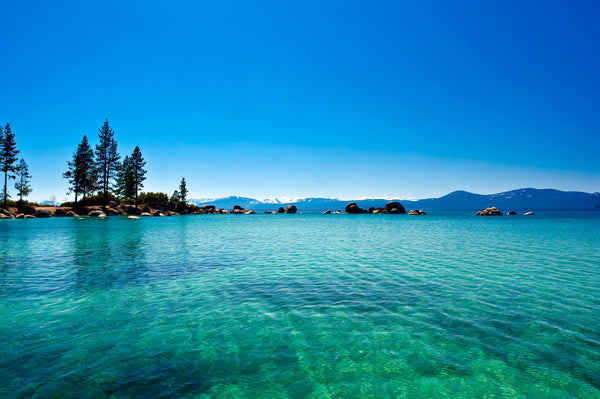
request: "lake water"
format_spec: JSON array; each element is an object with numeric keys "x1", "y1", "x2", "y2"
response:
[{"x1": 1, "y1": 212, "x2": 599, "y2": 398}]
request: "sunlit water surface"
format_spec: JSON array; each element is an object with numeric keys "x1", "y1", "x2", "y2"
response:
[{"x1": 1, "y1": 212, "x2": 599, "y2": 398}]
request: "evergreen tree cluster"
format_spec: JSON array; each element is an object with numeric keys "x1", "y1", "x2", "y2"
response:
[
  {"x1": 0, "y1": 123, "x2": 32, "y2": 207},
  {"x1": 64, "y1": 119, "x2": 148, "y2": 208}
]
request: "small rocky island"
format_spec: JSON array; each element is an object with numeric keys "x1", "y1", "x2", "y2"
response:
[{"x1": 477, "y1": 207, "x2": 503, "y2": 216}]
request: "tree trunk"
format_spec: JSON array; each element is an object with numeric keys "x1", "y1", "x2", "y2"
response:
[
  {"x1": 134, "y1": 169, "x2": 138, "y2": 208},
  {"x1": 3, "y1": 170, "x2": 7, "y2": 206}
]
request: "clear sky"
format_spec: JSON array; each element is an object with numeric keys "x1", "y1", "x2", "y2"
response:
[{"x1": 1, "y1": 0, "x2": 599, "y2": 201}]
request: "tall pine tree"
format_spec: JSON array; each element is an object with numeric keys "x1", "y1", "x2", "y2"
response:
[
  {"x1": 15, "y1": 159, "x2": 32, "y2": 202},
  {"x1": 179, "y1": 177, "x2": 188, "y2": 204},
  {"x1": 64, "y1": 135, "x2": 96, "y2": 204},
  {"x1": 130, "y1": 146, "x2": 147, "y2": 207},
  {"x1": 115, "y1": 156, "x2": 134, "y2": 200},
  {"x1": 95, "y1": 120, "x2": 120, "y2": 209},
  {"x1": 1, "y1": 123, "x2": 20, "y2": 207}
]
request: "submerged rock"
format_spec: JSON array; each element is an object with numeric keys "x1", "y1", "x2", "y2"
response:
[
  {"x1": 477, "y1": 207, "x2": 503, "y2": 216},
  {"x1": 24, "y1": 215, "x2": 35, "y2": 219},
  {"x1": 127, "y1": 216, "x2": 140, "y2": 220}
]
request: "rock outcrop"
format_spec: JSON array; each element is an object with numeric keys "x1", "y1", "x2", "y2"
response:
[
  {"x1": 384, "y1": 201, "x2": 406, "y2": 214},
  {"x1": 477, "y1": 207, "x2": 503, "y2": 216},
  {"x1": 0, "y1": 213, "x2": 12, "y2": 219},
  {"x1": 0, "y1": 208, "x2": 13, "y2": 218},
  {"x1": 54, "y1": 208, "x2": 66, "y2": 217},
  {"x1": 89, "y1": 210, "x2": 107, "y2": 217},
  {"x1": 345, "y1": 202, "x2": 364, "y2": 214},
  {"x1": 233, "y1": 205, "x2": 244, "y2": 214},
  {"x1": 18, "y1": 204, "x2": 36, "y2": 215},
  {"x1": 408, "y1": 209, "x2": 426, "y2": 215},
  {"x1": 35, "y1": 209, "x2": 53, "y2": 218},
  {"x1": 66, "y1": 211, "x2": 79, "y2": 217},
  {"x1": 285, "y1": 205, "x2": 297, "y2": 214},
  {"x1": 123, "y1": 205, "x2": 142, "y2": 215},
  {"x1": 524, "y1": 211, "x2": 534, "y2": 216}
]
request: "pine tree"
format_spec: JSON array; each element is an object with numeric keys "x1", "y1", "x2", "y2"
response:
[
  {"x1": 115, "y1": 156, "x2": 134, "y2": 200},
  {"x1": 14, "y1": 159, "x2": 32, "y2": 202},
  {"x1": 170, "y1": 190, "x2": 180, "y2": 203},
  {"x1": 130, "y1": 146, "x2": 147, "y2": 207},
  {"x1": 95, "y1": 120, "x2": 120, "y2": 209},
  {"x1": 179, "y1": 177, "x2": 188, "y2": 204},
  {"x1": 77, "y1": 135, "x2": 96, "y2": 200},
  {"x1": 1, "y1": 123, "x2": 20, "y2": 207},
  {"x1": 64, "y1": 135, "x2": 96, "y2": 204}
]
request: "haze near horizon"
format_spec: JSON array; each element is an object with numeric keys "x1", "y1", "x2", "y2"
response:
[{"x1": 1, "y1": 1, "x2": 599, "y2": 202}]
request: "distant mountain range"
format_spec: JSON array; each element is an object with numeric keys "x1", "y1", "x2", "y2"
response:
[{"x1": 188, "y1": 188, "x2": 600, "y2": 211}]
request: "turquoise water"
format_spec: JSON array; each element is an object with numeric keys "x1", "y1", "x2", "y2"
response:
[{"x1": 1, "y1": 213, "x2": 599, "y2": 398}]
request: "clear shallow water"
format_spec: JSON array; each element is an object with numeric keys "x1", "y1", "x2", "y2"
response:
[{"x1": 1, "y1": 213, "x2": 599, "y2": 398}]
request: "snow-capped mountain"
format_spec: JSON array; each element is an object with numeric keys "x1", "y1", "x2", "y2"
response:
[{"x1": 188, "y1": 189, "x2": 600, "y2": 211}]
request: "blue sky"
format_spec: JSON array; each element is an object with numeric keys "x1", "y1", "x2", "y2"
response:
[{"x1": 1, "y1": 1, "x2": 599, "y2": 201}]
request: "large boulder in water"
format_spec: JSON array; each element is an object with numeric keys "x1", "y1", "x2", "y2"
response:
[
  {"x1": 285, "y1": 205, "x2": 297, "y2": 214},
  {"x1": 345, "y1": 202, "x2": 363, "y2": 214},
  {"x1": 477, "y1": 207, "x2": 503, "y2": 216},
  {"x1": 277, "y1": 207, "x2": 285, "y2": 213},
  {"x1": 384, "y1": 201, "x2": 406, "y2": 214},
  {"x1": 89, "y1": 210, "x2": 106, "y2": 217},
  {"x1": 35, "y1": 209, "x2": 53, "y2": 218},
  {"x1": 233, "y1": 205, "x2": 244, "y2": 214}
]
